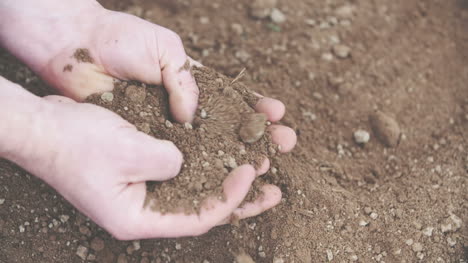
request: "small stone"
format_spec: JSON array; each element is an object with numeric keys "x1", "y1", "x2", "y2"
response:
[
  {"x1": 354, "y1": 129, "x2": 370, "y2": 144},
  {"x1": 165, "y1": 120, "x2": 173, "y2": 128},
  {"x1": 184, "y1": 122, "x2": 193, "y2": 130},
  {"x1": 217, "y1": 150, "x2": 225, "y2": 156},
  {"x1": 250, "y1": 0, "x2": 278, "y2": 19},
  {"x1": 100, "y1": 92, "x2": 114, "y2": 102},
  {"x1": 239, "y1": 113, "x2": 267, "y2": 143},
  {"x1": 175, "y1": 243, "x2": 182, "y2": 250},
  {"x1": 79, "y1": 225, "x2": 91, "y2": 236},
  {"x1": 231, "y1": 23, "x2": 244, "y2": 35},
  {"x1": 370, "y1": 212, "x2": 378, "y2": 220},
  {"x1": 19, "y1": 225, "x2": 25, "y2": 233},
  {"x1": 76, "y1": 245, "x2": 89, "y2": 260},
  {"x1": 133, "y1": 240, "x2": 141, "y2": 251},
  {"x1": 117, "y1": 253, "x2": 128, "y2": 263},
  {"x1": 200, "y1": 17, "x2": 210, "y2": 24},
  {"x1": 422, "y1": 227, "x2": 434, "y2": 237},
  {"x1": 87, "y1": 254, "x2": 96, "y2": 261},
  {"x1": 321, "y1": 53, "x2": 334, "y2": 61},
  {"x1": 447, "y1": 237, "x2": 456, "y2": 247},
  {"x1": 412, "y1": 242, "x2": 423, "y2": 252},
  {"x1": 226, "y1": 157, "x2": 238, "y2": 169},
  {"x1": 0, "y1": 199, "x2": 4, "y2": 205},
  {"x1": 359, "y1": 220, "x2": 369, "y2": 226},
  {"x1": 273, "y1": 257, "x2": 285, "y2": 263},
  {"x1": 369, "y1": 111, "x2": 401, "y2": 147},
  {"x1": 333, "y1": 44, "x2": 351, "y2": 58},
  {"x1": 90, "y1": 237, "x2": 105, "y2": 251},
  {"x1": 270, "y1": 8, "x2": 286, "y2": 24},
  {"x1": 258, "y1": 251, "x2": 266, "y2": 258},
  {"x1": 441, "y1": 223, "x2": 452, "y2": 233},
  {"x1": 200, "y1": 109, "x2": 208, "y2": 118},
  {"x1": 335, "y1": 5, "x2": 355, "y2": 18},
  {"x1": 235, "y1": 252, "x2": 255, "y2": 263},
  {"x1": 125, "y1": 85, "x2": 146, "y2": 103},
  {"x1": 350, "y1": 255, "x2": 358, "y2": 261},
  {"x1": 405, "y1": 239, "x2": 414, "y2": 246},
  {"x1": 59, "y1": 215, "x2": 69, "y2": 223},
  {"x1": 235, "y1": 50, "x2": 251, "y2": 62},
  {"x1": 326, "y1": 249, "x2": 333, "y2": 261},
  {"x1": 450, "y1": 214, "x2": 462, "y2": 230}
]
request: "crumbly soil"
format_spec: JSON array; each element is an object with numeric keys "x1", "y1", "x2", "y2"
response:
[
  {"x1": 1, "y1": 0, "x2": 467, "y2": 262},
  {"x1": 86, "y1": 66, "x2": 273, "y2": 214}
]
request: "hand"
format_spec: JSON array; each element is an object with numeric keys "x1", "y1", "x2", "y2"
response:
[{"x1": 0, "y1": 1, "x2": 297, "y2": 239}]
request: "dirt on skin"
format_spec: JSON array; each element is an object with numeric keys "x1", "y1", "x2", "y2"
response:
[
  {"x1": 0, "y1": 0, "x2": 467, "y2": 262},
  {"x1": 86, "y1": 66, "x2": 274, "y2": 214}
]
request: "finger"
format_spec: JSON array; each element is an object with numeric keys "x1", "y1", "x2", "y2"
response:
[
  {"x1": 156, "y1": 26, "x2": 199, "y2": 123},
  {"x1": 216, "y1": 184, "x2": 282, "y2": 226},
  {"x1": 268, "y1": 125, "x2": 297, "y2": 153},
  {"x1": 116, "y1": 165, "x2": 256, "y2": 240},
  {"x1": 43, "y1": 95, "x2": 76, "y2": 103},
  {"x1": 256, "y1": 158, "x2": 270, "y2": 176},
  {"x1": 254, "y1": 96, "x2": 286, "y2": 122},
  {"x1": 124, "y1": 131, "x2": 183, "y2": 182}
]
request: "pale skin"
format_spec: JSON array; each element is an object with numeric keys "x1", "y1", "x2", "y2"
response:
[{"x1": 0, "y1": 0, "x2": 297, "y2": 240}]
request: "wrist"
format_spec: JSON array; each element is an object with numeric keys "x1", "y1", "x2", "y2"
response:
[
  {"x1": 0, "y1": 77, "x2": 49, "y2": 174},
  {"x1": 0, "y1": 0, "x2": 104, "y2": 73}
]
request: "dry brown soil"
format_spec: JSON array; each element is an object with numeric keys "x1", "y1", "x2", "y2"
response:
[{"x1": 1, "y1": 0, "x2": 467, "y2": 262}]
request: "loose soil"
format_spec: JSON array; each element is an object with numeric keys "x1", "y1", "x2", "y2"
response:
[
  {"x1": 1, "y1": 0, "x2": 467, "y2": 262},
  {"x1": 86, "y1": 66, "x2": 273, "y2": 214}
]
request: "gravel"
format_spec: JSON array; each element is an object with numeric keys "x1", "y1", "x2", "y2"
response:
[
  {"x1": 100, "y1": 92, "x2": 114, "y2": 102},
  {"x1": 76, "y1": 245, "x2": 89, "y2": 260},
  {"x1": 354, "y1": 129, "x2": 370, "y2": 144},
  {"x1": 333, "y1": 44, "x2": 351, "y2": 58},
  {"x1": 270, "y1": 8, "x2": 286, "y2": 23}
]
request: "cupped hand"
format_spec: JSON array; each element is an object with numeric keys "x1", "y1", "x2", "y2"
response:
[{"x1": 4, "y1": 2, "x2": 297, "y2": 239}]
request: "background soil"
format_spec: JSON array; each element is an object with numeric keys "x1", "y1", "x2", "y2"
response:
[{"x1": 1, "y1": 0, "x2": 467, "y2": 262}]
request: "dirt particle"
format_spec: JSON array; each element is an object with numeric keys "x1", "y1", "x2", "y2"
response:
[
  {"x1": 250, "y1": 0, "x2": 277, "y2": 19},
  {"x1": 369, "y1": 111, "x2": 401, "y2": 147},
  {"x1": 76, "y1": 245, "x2": 89, "y2": 260},
  {"x1": 239, "y1": 113, "x2": 267, "y2": 143},
  {"x1": 63, "y1": 64, "x2": 73, "y2": 72},
  {"x1": 125, "y1": 85, "x2": 147, "y2": 103},
  {"x1": 90, "y1": 237, "x2": 105, "y2": 252},
  {"x1": 73, "y1": 48, "x2": 94, "y2": 63}
]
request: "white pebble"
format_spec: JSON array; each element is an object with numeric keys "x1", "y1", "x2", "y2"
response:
[
  {"x1": 165, "y1": 120, "x2": 173, "y2": 128},
  {"x1": 76, "y1": 245, "x2": 89, "y2": 260},
  {"x1": 200, "y1": 109, "x2": 207, "y2": 118},
  {"x1": 359, "y1": 220, "x2": 369, "y2": 226},
  {"x1": 354, "y1": 130, "x2": 370, "y2": 144},
  {"x1": 19, "y1": 225, "x2": 25, "y2": 233},
  {"x1": 0, "y1": 199, "x2": 4, "y2": 205},
  {"x1": 184, "y1": 122, "x2": 193, "y2": 130},
  {"x1": 270, "y1": 8, "x2": 286, "y2": 23},
  {"x1": 447, "y1": 237, "x2": 456, "y2": 247},
  {"x1": 405, "y1": 239, "x2": 414, "y2": 246},
  {"x1": 333, "y1": 44, "x2": 351, "y2": 58},
  {"x1": 422, "y1": 227, "x2": 434, "y2": 237},
  {"x1": 326, "y1": 249, "x2": 333, "y2": 261},
  {"x1": 100, "y1": 92, "x2": 114, "y2": 102},
  {"x1": 412, "y1": 242, "x2": 423, "y2": 252},
  {"x1": 370, "y1": 212, "x2": 378, "y2": 220}
]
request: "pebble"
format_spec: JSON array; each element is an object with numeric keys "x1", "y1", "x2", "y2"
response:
[
  {"x1": 117, "y1": 253, "x2": 128, "y2": 263},
  {"x1": 90, "y1": 237, "x2": 105, "y2": 251},
  {"x1": 231, "y1": 23, "x2": 244, "y2": 35},
  {"x1": 350, "y1": 255, "x2": 358, "y2": 261},
  {"x1": 369, "y1": 111, "x2": 401, "y2": 147},
  {"x1": 335, "y1": 5, "x2": 355, "y2": 18},
  {"x1": 412, "y1": 242, "x2": 423, "y2": 252},
  {"x1": 19, "y1": 225, "x2": 25, "y2": 233},
  {"x1": 447, "y1": 237, "x2": 456, "y2": 247},
  {"x1": 405, "y1": 239, "x2": 414, "y2": 246},
  {"x1": 359, "y1": 220, "x2": 369, "y2": 226},
  {"x1": 450, "y1": 213, "x2": 462, "y2": 230},
  {"x1": 250, "y1": 0, "x2": 277, "y2": 19},
  {"x1": 441, "y1": 223, "x2": 452, "y2": 233},
  {"x1": 333, "y1": 44, "x2": 351, "y2": 58},
  {"x1": 100, "y1": 92, "x2": 114, "y2": 102},
  {"x1": 226, "y1": 157, "x2": 238, "y2": 169},
  {"x1": 239, "y1": 113, "x2": 267, "y2": 143},
  {"x1": 235, "y1": 252, "x2": 255, "y2": 263},
  {"x1": 0, "y1": 199, "x2": 4, "y2": 205},
  {"x1": 59, "y1": 215, "x2": 69, "y2": 223},
  {"x1": 370, "y1": 212, "x2": 378, "y2": 220},
  {"x1": 165, "y1": 120, "x2": 173, "y2": 128},
  {"x1": 200, "y1": 17, "x2": 210, "y2": 24},
  {"x1": 76, "y1": 245, "x2": 89, "y2": 260},
  {"x1": 270, "y1": 8, "x2": 286, "y2": 23},
  {"x1": 175, "y1": 243, "x2": 182, "y2": 250},
  {"x1": 273, "y1": 257, "x2": 285, "y2": 263},
  {"x1": 321, "y1": 53, "x2": 334, "y2": 61},
  {"x1": 326, "y1": 249, "x2": 333, "y2": 261},
  {"x1": 200, "y1": 109, "x2": 208, "y2": 119},
  {"x1": 354, "y1": 129, "x2": 370, "y2": 144},
  {"x1": 184, "y1": 122, "x2": 193, "y2": 130},
  {"x1": 422, "y1": 227, "x2": 434, "y2": 236},
  {"x1": 125, "y1": 85, "x2": 146, "y2": 103}
]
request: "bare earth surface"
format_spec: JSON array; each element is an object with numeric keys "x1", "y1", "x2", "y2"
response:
[{"x1": 0, "y1": 0, "x2": 467, "y2": 262}]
